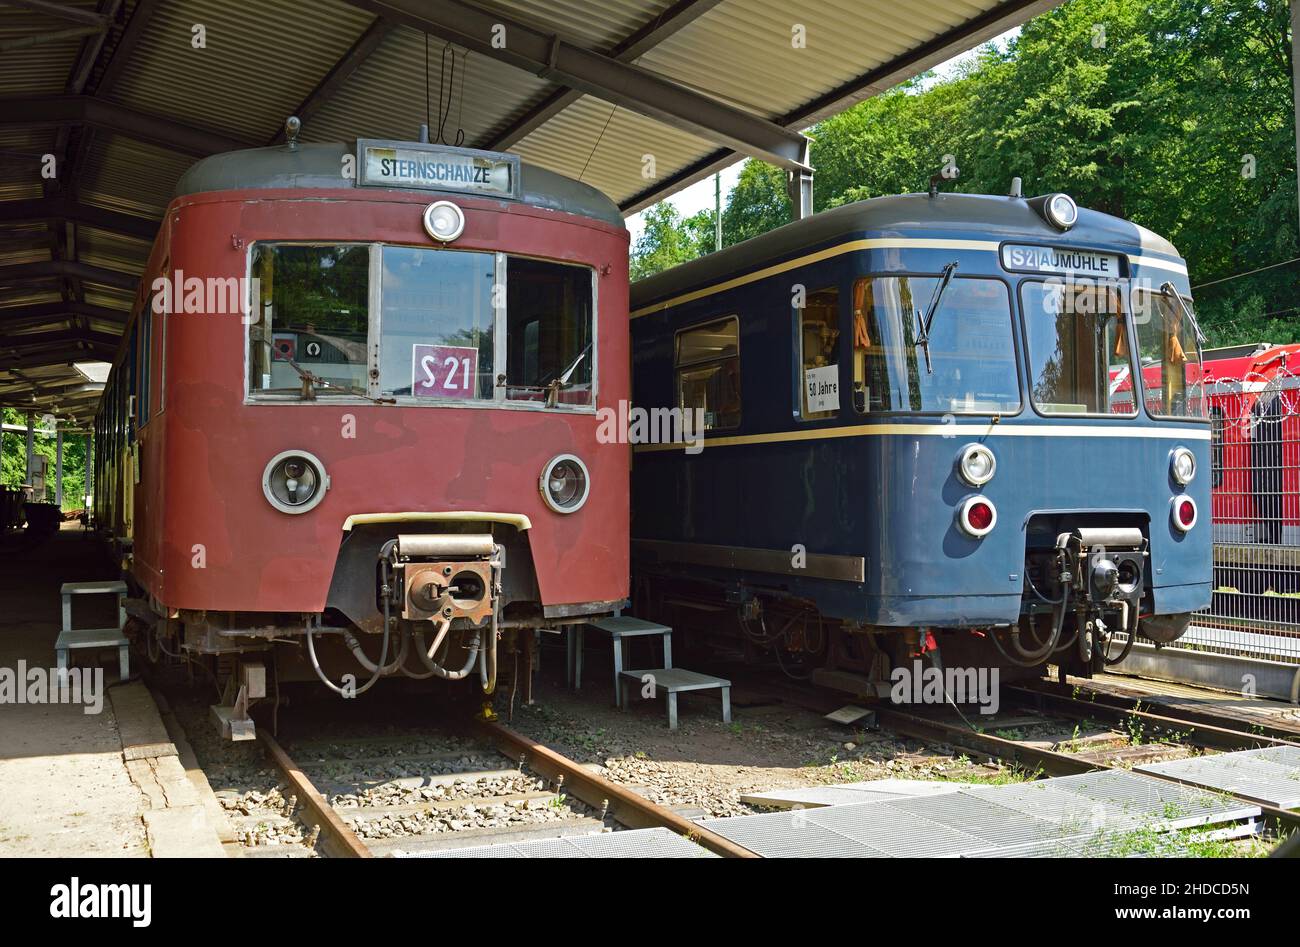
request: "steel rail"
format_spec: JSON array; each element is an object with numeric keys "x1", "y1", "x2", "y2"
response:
[
  {"x1": 473, "y1": 719, "x2": 758, "y2": 858},
  {"x1": 1006, "y1": 685, "x2": 1300, "y2": 752},
  {"x1": 1015, "y1": 679, "x2": 1300, "y2": 744},
  {"x1": 258, "y1": 730, "x2": 373, "y2": 859}
]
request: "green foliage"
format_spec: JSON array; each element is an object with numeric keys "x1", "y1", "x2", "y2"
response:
[
  {"x1": 629, "y1": 202, "x2": 717, "y2": 281},
  {"x1": 1, "y1": 407, "x2": 89, "y2": 510},
  {"x1": 629, "y1": 0, "x2": 1299, "y2": 345}
]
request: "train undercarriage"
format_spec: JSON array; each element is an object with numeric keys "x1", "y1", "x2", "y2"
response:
[
  {"x1": 632, "y1": 525, "x2": 1195, "y2": 711},
  {"x1": 127, "y1": 530, "x2": 620, "y2": 740}
]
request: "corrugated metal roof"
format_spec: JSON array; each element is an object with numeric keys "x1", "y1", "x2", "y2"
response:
[{"x1": 0, "y1": 0, "x2": 1056, "y2": 421}]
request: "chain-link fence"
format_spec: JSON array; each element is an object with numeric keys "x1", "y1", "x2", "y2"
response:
[{"x1": 1182, "y1": 368, "x2": 1300, "y2": 664}]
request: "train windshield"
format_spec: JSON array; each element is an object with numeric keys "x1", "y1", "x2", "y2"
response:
[
  {"x1": 1020, "y1": 280, "x2": 1135, "y2": 416},
  {"x1": 379, "y1": 247, "x2": 496, "y2": 398},
  {"x1": 1132, "y1": 289, "x2": 1206, "y2": 419},
  {"x1": 852, "y1": 276, "x2": 1020, "y2": 414},
  {"x1": 248, "y1": 243, "x2": 595, "y2": 407},
  {"x1": 249, "y1": 244, "x2": 370, "y2": 395}
]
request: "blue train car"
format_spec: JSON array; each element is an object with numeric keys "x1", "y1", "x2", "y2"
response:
[{"x1": 629, "y1": 189, "x2": 1211, "y2": 690}]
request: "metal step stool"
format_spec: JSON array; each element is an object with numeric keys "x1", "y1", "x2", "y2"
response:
[
  {"x1": 569, "y1": 616, "x2": 673, "y2": 708},
  {"x1": 619, "y1": 668, "x2": 731, "y2": 730},
  {"x1": 57, "y1": 580, "x2": 129, "y2": 680}
]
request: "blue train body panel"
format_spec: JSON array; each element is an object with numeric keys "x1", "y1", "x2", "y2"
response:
[{"x1": 629, "y1": 192, "x2": 1212, "y2": 634}]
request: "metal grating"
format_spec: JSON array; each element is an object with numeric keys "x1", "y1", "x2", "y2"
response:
[
  {"x1": 398, "y1": 827, "x2": 715, "y2": 858},
  {"x1": 697, "y1": 770, "x2": 1260, "y2": 858},
  {"x1": 1136, "y1": 746, "x2": 1300, "y2": 810}
]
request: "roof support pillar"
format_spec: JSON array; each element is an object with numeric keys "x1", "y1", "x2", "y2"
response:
[
  {"x1": 55, "y1": 429, "x2": 64, "y2": 507},
  {"x1": 24, "y1": 413, "x2": 35, "y2": 496},
  {"x1": 786, "y1": 167, "x2": 814, "y2": 221}
]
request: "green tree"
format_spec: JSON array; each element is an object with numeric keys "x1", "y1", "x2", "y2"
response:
[{"x1": 630, "y1": 202, "x2": 716, "y2": 280}]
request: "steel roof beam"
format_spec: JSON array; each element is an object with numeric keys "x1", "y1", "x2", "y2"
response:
[
  {"x1": 0, "y1": 301, "x2": 128, "y2": 324},
  {"x1": 1, "y1": 328, "x2": 121, "y2": 350},
  {"x1": 0, "y1": 197, "x2": 158, "y2": 241},
  {"x1": 0, "y1": 260, "x2": 137, "y2": 291},
  {"x1": 269, "y1": 16, "x2": 398, "y2": 144},
  {"x1": 2, "y1": 0, "x2": 108, "y2": 27},
  {"x1": 0, "y1": 94, "x2": 248, "y2": 156},
  {"x1": 0, "y1": 344, "x2": 117, "y2": 370},
  {"x1": 481, "y1": 0, "x2": 725, "y2": 151},
  {"x1": 347, "y1": 0, "x2": 810, "y2": 172}
]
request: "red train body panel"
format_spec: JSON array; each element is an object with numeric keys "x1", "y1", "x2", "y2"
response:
[{"x1": 140, "y1": 189, "x2": 629, "y2": 613}]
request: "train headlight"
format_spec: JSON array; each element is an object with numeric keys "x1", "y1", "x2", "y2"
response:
[
  {"x1": 1045, "y1": 193, "x2": 1078, "y2": 230},
  {"x1": 540, "y1": 454, "x2": 590, "y2": 514},
  {"x1": 957, "y1": 496, "x2": 997, "y2": 538},
  {"x1": 1171, "y1": 495, "x2": 1197, "y2": 532},
  {"x1": 423, "y1": 200, "x2": 465, "y2": 242},
  {"x1": 262, "y1": 450, "x2": 329, "y2": 514},
  {"x1": 956, "y1": 443, "x2": 996, "y2": 487},
  {"x1": 1170, "y1": 447, "x2": 1196, "y2": 485}
]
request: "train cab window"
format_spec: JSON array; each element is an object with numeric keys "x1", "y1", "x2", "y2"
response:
[
  {"x1": 851, "y1": 280, "x2": 893, "y2": 413},
  {"x1": 504, "y1": 257, "x2": 594, "y2": 406},
  {"x1": 248, "y1": 244, "x2": 371, "y2": 397},
  {"x1": 1021, "y1": 280, "x2": 1135, "y2": 416},
  {"x1": 850, "y1": 276, "x2": 1019, "y2": 414},
  {"x1": 379, "y1": 246, "x2": 495, "y2": 399},
  {"x1": 798, "y1": 288, "x2": 840, "y2": 419},
  {"x1": 1132, "y1": 289, "x2": 1206, "y2": 419},
  {"x1": 676, "y1": 316, "x2": 741, "y2": 430}
]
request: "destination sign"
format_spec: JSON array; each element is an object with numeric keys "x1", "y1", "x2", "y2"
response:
[
  {"x1": 357, "y1": 140, "x2": 519, "y2": 198},
  {"x1": 1001, "y1": 243, "x2": 1121, "y2": 278}
]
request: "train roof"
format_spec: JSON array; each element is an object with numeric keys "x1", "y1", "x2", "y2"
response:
[
  {"x1": 174, "y1": 141, "x2": 625, "y2": 230},
  {"x1": 632, "y1": 191, "x2": 1183, "y2": 305}
]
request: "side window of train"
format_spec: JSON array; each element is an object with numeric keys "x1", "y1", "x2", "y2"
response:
[
  {"x1": 1210, "y1": 406, "x2": 1224, "y2": 487},
  {"x1": 675, "y1": 316, "x2": 741, "y2": 431},
  {"x1": 137, "y1": 305, "x2": 152, "y2": 427},
  {"x1": 797, "y1": 287, "x2": 840, "y2": 420}
]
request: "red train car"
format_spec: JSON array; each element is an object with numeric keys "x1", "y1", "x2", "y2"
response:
[
  {"x1": 94, "y1": 130, "x2": 630, "y2": 729},
  {"x1": 1198, "y1": 342, "x2": 1300, "y2": 547}
]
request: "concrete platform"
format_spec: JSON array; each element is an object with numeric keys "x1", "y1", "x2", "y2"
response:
[{"x1": 0, "y1": 527, "x2": 228, "y2": 857}]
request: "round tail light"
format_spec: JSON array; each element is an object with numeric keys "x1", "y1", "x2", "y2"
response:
[
  {"x1": 958, "y1": 496, "x2": 997, "y2": 537},
  {"x1": 1172, "y1": 495, "x2": 1197, "y2": 532}
]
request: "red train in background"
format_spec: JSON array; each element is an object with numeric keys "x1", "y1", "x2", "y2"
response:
[
  {"x1": 1115, "y1": 338, "x2": 1300, "y2": 618},
  {"x1": 94, "y1": 124, "x2": 630, "y2": 734}
]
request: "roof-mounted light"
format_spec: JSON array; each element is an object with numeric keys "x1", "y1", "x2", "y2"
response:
[{"x1": 1044, "y1": 193, "x2": 1078, "y2": 230}]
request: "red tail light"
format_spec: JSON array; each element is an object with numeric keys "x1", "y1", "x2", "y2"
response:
[
  {"x1": 957, "y1": 496, "x2": 997, "y2": 537},
  {"x1": 1171, "y1": 496, "x2": 1197, "y2": 532}
]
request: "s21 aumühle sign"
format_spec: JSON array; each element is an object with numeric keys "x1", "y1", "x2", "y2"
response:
[{"x1": 357, "y1": 140, "x2": 520, "y2": 199}]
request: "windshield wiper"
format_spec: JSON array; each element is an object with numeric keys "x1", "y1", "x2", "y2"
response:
[
  {"x1": 544, "y1": 343, "x2": 592, "y2": 407},
  {"x1": 279, "y1": 355, "x2": 394, "y2": 405},
  {"x1": 1160, "y1": 281, "x2": 1205, "y2": 346},
  {"x1": 914, "y1": 261, "x2": 958, "y2": 374}
]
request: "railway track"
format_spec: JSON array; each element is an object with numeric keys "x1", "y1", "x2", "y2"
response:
[
  {"x1": 727, "y1": 667, "x2": 1300, "y2": 846},
  {"x1": 254, "y1": 719, "x2": 754, "y2": 858}
]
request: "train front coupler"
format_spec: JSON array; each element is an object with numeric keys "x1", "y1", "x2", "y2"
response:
[
  {"x1": 384, "y1": 534, "x2": 505, "y2": 693},
  {"x1": 1055, "y1": 527, "x2": 1147, "y2": 673}
]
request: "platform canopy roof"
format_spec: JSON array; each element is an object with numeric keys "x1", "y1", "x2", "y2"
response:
[{"x1": 0, "y1": 0, "x2": 1057, "y2": 425}]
